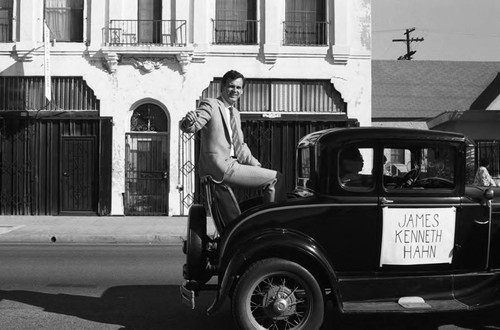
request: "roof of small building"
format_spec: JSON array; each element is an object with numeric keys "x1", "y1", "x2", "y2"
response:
[
  {"x1": 298, "y1": 126, "x2": 467, "y2": 148},
  {"x1": 372, "y1": 60, "x2": 500, "y2": 119}
]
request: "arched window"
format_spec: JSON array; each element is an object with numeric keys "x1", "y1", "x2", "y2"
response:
[{"x1": 130, "y1": 103, "x2": 167, "y2": 132}]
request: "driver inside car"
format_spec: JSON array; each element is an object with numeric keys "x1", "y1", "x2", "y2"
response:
[{"x1": 339, "y1": 147, "x2": 372, "y2": 187}]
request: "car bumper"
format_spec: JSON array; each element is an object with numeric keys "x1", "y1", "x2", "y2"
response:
[{"x1": 180, "y1": 281, "x2": 196, "y2": 309}]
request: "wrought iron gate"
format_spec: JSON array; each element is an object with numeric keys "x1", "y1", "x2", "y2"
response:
[{"x1": 125, "y1": 133, "x2": 169, "y2": 215}]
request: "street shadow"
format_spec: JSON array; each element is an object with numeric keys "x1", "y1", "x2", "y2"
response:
[
  {"x1": 0, "y1": 285, "x2": 234, "y2": 330},
  {"x1": 2, "y1": 286, "x2": 500, "y2": 329}
]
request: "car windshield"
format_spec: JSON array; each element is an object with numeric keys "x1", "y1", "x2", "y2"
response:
[{"x1": 383, "y1": 144, "x2": 456, "y2": 189}]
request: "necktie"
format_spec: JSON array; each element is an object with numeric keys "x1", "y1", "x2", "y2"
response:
[{"x1": 229, "y1": 107, "x2": 243, "y2": 161}]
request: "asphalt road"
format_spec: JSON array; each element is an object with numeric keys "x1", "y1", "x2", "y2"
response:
[
  {"x1": 0, "y1": 244, "x2": 499, "y2": 330},
  {"x1": 0, "y1": 244, "x2": 232, "y2": 330}
]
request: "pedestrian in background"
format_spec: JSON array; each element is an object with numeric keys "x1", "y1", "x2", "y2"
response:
[
  {"x1": 180, "y1": 70, "x2": 285, "y2": 203},
  {"x1": 474, "y1": 157, "x2": 498, "y2": 187}
]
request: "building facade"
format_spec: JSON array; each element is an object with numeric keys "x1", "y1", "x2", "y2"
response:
[{"x1": 0, "y1": 0, "x2": 372, "y2": 216}]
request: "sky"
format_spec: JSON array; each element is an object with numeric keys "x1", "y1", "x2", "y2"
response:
[{"x1": 372, "y1": 0, "x2": 500, "y2": 61}]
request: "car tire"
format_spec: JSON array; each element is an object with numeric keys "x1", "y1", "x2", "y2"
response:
[
  {"x1": 185, "y1": 204, "x2": 207, "y2": 281},
  {"x1": 232, "y1": 258, "x2": 324, "y2": 330}
]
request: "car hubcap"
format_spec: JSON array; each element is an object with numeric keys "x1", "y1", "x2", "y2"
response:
[
  {"x1": 265, "y1": 286, "x2": 296, "y2": 318},
  {"x1": 250, "y1": 275, "x2": 308, "y2": 329}
]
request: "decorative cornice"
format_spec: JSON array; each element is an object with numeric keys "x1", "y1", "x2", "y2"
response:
[
  {"x1": 263, "y1": 44, "x2": 280, "y2": 65},
  {"x1": 103, "y1": 52, "x2": 120, "y2": 73},
  {"x1": 99, "y1": 47, "x2": 195, "y2": 74},
  {"x1": 122, "y1": 56, "x2": 176, "y2": 73},
  {"x1": 175, "y1": 52, "x2": 192, "y2": 74},
  {"x1": 191, "y1": 52, "x2": 206, "y2": 64},
  {"x1": 264, "y1": 53, "x2": 279, "y2": 65},
  {"x1": 331, "y1": 45, "x2": 351, "y2": 65}
]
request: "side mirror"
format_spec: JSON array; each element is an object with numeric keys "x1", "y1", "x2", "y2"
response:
[{"x1": 484, "y1": 189, "x2": 494, "y2": 200}]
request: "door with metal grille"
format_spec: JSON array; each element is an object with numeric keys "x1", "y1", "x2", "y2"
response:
[
  {"x1": 125, "y1": 133, "x2": 169, "y2": 215},
  {"x1": 61, "y1": 137, "x2": 97, "y2": 213}
]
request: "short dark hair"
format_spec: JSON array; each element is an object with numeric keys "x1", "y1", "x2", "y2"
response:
[
  {"x1": 480, "y1": 157, "x2": 490, "y2": 167},
  {"x1": 341, "y1": 147, "x2": 363, "y2": 161},
  {"x1": 221, "y1": 70, "x2": 245, "y2": 88}
]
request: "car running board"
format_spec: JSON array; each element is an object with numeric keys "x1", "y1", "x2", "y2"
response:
[{"x1": 342, "y1": 297, "x2": 469, "y2": 313}]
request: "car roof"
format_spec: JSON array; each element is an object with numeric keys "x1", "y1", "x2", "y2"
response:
[{"x1": 297, "y1": 127, "x2": 470, "y2": 148}]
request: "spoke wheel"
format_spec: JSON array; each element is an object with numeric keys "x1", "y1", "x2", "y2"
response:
[{"x1": 233, "y1": 258, "x2": 324, "y2": 330}]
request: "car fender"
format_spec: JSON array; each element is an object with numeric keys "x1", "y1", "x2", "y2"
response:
[{"x1": 207, "y1": 228, "x2": 340, "y2": 315}]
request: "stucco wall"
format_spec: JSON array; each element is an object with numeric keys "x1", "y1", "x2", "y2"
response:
[{"x1": 0, "y1": 0, "x2": 372, "y2": 216}]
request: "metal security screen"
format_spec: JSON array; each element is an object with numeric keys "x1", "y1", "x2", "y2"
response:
[
  {"x1": 0, "y1": 117, "x2": 112, "y2": 215},
  {"x1": 0, "y1": 76, "x2": 100, "y2": 111},
  {"x1": 0, "y1": 117, "x2": 34, "y2": 214},
  {"x1": 125, "y1": 133, "x2": 169, "y2": 215},
  {"x1": 61, "y1": 136, "x2": 96, "y2": 212}
]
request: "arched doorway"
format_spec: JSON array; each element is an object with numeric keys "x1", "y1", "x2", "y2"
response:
[{"x1": 125, "y1": 103, "x2": 169, "y2": 215}]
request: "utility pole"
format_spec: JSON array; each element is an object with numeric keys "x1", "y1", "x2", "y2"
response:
[{"x1": 392, "y1": 28, "x2": 424, "y2": 60}]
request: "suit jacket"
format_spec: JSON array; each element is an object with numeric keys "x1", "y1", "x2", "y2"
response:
[{"x1": 180, "y1": 97, "x2": 260, "y2": 181}]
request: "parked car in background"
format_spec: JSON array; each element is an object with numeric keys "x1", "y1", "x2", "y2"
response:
[{"x1": 181, "y1": 127, "x2": 500, "y2": 330}]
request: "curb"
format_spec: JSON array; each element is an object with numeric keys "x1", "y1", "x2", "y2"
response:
[
  {"x1": 0, "y1": 216, "x2": 216, "y2": 245},
  {"x1": 0, "y1": 234, "x2": 186, "y2": 245}
]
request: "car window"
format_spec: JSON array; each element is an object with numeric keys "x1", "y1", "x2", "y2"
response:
[
  {"x1": 338, "y1": 147, "x2": 374, "y2": 190},
  {"x1": 297, "y1": 146, "x2": 313, "y2": 189},
  {"x1": 383, "y1": 145, "x2": 455, "y2": 190}
]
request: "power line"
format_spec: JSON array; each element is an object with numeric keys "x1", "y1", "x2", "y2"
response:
[
  {"x1": 392, "y1": 28, "x2": 424, "y2": 60},
  {"x1": 374, "y1": 28, "x2": 500, "y2": 38}
]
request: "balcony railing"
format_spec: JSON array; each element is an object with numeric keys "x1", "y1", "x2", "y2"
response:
[
  {"x1": 104, "y1": 20, "x2": 187, "y2": 46},
  {"x1": 283, "y1": 21, "x2": 329, "y2": 46},
  {"x1": 212, "y1": 19, "x2": 258, "y2": 45}
]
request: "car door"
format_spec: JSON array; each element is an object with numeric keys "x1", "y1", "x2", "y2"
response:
[
  {"x1": 378, "y1": 142, "x2": 489, "y2": 273},
  {"x1": 318, "y1": 145, "x2": 382, "y2": 272}
]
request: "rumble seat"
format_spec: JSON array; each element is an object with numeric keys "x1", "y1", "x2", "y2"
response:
[{"x1": 201, "y1": 176, "x2": 241, "y2": 231}]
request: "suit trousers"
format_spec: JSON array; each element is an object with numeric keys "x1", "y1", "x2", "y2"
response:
[{"x1": 223, "y1": 160, "x2": 284, "y2": 203}]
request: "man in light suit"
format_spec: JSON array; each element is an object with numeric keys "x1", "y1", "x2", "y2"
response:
[{"x1": 180, "y1": 70, "x2": 284, "y2": 203}]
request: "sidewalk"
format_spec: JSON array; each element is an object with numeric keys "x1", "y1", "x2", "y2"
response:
[{"x1": 0, "y1": 215, "x2": 216, "y2": 245}]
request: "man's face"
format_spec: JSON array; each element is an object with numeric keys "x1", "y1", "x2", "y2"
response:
[{"x1": 221, "y1": 78, "x2": 244, "y2": 106}]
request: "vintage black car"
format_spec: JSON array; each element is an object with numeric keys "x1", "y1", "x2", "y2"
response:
[{"x1": 181, "y1": 127, "x2": 500, "y2": 330}]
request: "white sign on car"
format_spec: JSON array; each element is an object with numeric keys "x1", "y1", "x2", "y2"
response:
[{"x1": 380, "y1": 207, "x2": 456, "y2": 266}]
